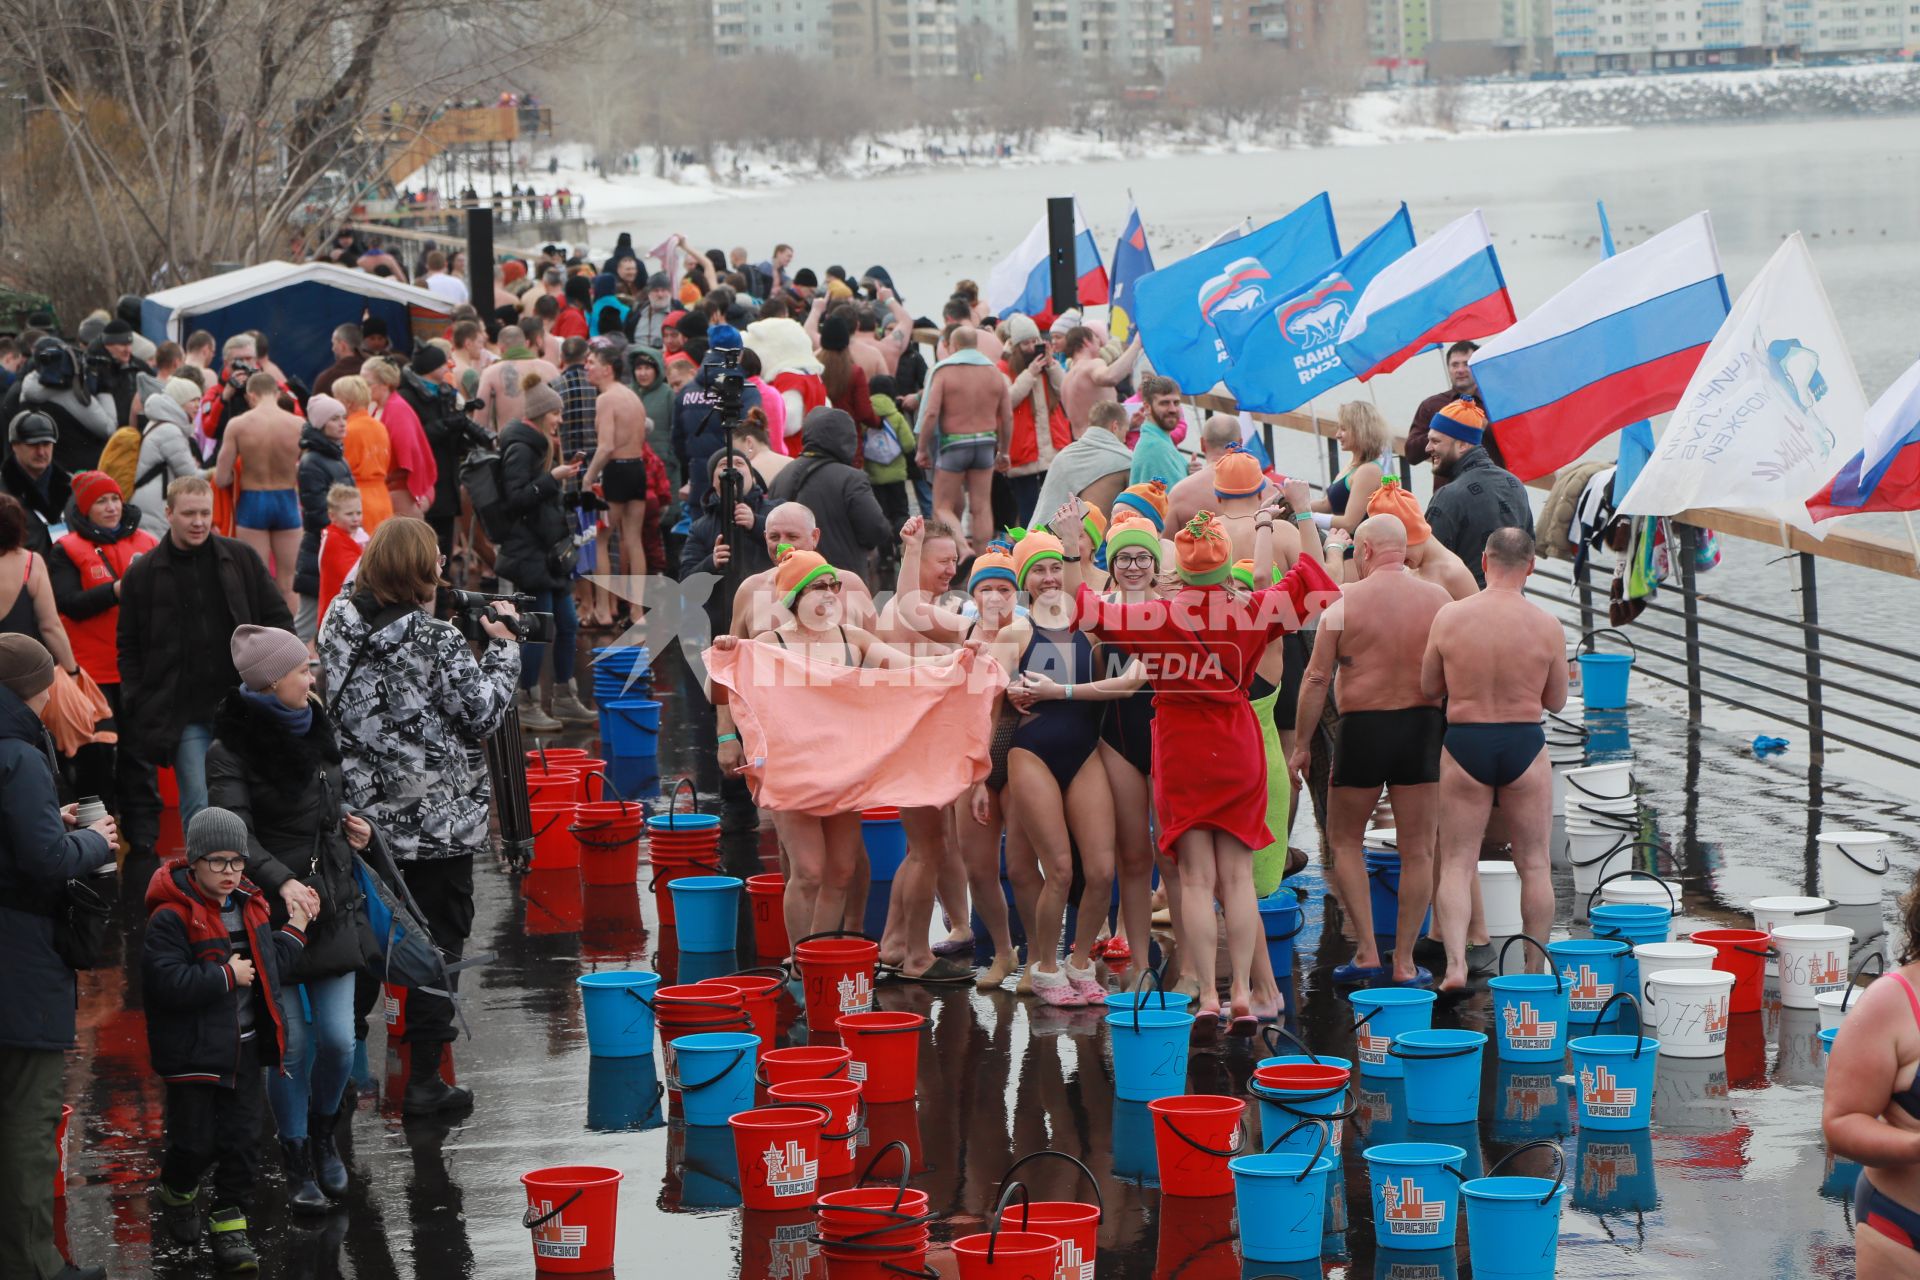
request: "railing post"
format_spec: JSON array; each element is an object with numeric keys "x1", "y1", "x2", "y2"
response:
[
  {"x1": 1676, "y1": 523, "x2": 1703, "y2": 722},
  {"x1": 1800, "y1": 551, "x2": 1825, "y2": 760},
  {"x1": 1574, "y1": 556, "x2": 1596, "y2": 653}
]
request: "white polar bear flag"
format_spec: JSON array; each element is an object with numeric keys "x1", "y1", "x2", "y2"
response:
[{"x1": 1616, "y1": 233, "x2": 1867, "y2": 536}]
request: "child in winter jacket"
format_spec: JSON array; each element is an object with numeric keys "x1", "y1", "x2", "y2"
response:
[
  {"x1": 865, "y1": 375, "x2": 917, "y2": 535},
  {"x1": 143, "y1": 807, "x2": 310, "y2": 1273},
  {"x1": 317, "y1": 484, "x2": 365, "y2": 627}
]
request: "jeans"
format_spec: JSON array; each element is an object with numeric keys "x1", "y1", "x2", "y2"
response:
[
  {"x1": 161, "y1": 1037, "x2": 265, "y2": 1213},
  {"x1": 0, "y1": 1047, "x2": 66, "y2": 1278},
  {"x1": 1009, "y1": 473, "x2": 1044, "y2": 526},
  {"x1": 267, "y1": 971, "x2": 357, "y2": 1140},
  {"x1": 175, "y1": 722, "x2": 215, "y2": 831},
  {"x1": 517, "y1": 588, "x2": 579, "y2": 692}
]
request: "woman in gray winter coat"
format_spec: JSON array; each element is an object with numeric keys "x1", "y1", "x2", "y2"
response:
[{"x1": 131, "y1": 375, "x2": 203, "y2": 539}]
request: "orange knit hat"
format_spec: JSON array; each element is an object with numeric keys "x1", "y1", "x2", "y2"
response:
[
  {"x1": 1367, "y1": 474, "x2": 1430, "y2": 545},
  {"x1": 1113, "y1": 479, "x2": 1169, "y2": 531},
  {"x1": 1014, "y1": 529, "x2": 1067, "y2": 588},
  {"x1": 1429, "y1": 399, "x2": 1488, "y2": 446},
  {"x1": 1213, "y1": 443, "x2": 1266, "y2": 499},
  {"x1": 774, "y1": 546, "x2": 839, "y2": 607},
  {"x1": 968, "y1": 539, "x2": 1020, "y2": 593},
  {"x1": 1105, "y1": 512, "x2": 1162, "y2": 565},
  {"x1": 1174, "y1": 512, "x2": 1232, "y2": 586}
]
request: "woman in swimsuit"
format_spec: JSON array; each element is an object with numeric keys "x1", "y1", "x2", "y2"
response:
[
  {"x1": 1311, "y1": 401, "x2": 1388, "y2": 534},
  {"x1": 1060, "y1": 500, "x2": 1339, "y2": 1034},
  {"x1": 960, "y1": 541, "x2": 1028, "y2": 990},
  {"x1": 1825, "y1": 879, "x2": 1920, "y2": 1279},
  {"x1": 999, "y1": 529, "x2": 1125, "y2": 1008},
  {"x1": 712, "y1": 547, "x2": 978, "y2": 955}
]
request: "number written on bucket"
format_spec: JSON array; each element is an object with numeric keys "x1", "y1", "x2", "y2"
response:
[
  {"x1": 530, "y1": 1202, "x2": 590, "y2": 1259},
  {"x1": 1380, "y1": 1177, "x2": 1446, "y2": 1235},
  {"x1": 762, "y1": 1140, "x2": 819, "y2": 1199},
  {"x1": 1782, "y1": 948, "x2": 1848, "y2": 996}
]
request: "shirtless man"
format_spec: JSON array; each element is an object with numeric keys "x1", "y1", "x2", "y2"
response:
[
  {"x1": 1325, "y1": 476, "x2": 1479, "y2": 601},
  {"x1": 1291, "y1": 515, "x2": 1452, "y2": 988},
  {"x1": 582, "y1": 346, "x2": 654, "y2": 597},
  {"x1": 214, "y1": 371, "x2": 304, "y2": 612},
  {"x1": 1059, "y1": 327, "x2": 1142, "y2": 433},
  {"x1": 1422, "y1": 528, "x2": 1569, "y2": 991},
  {"x1": 734, "y1": 411, "x2": 791, "y2": 489},
  {"x1": 475, "y1": 328, "x2": 559, "y2": 431},
  {"x1": 1166, "y1": 414, "x2": 1248, "y2": 530}
]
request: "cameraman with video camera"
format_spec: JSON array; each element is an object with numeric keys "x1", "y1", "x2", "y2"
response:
[
  {"x1": 317, "y1": 517, "x2": 519, "y2": 1115},
  {"x1": 398, "y1": 346, "x2": 481, "y2": 561}
]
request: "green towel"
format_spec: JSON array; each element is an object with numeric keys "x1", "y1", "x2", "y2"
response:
[{"x1": 1249, "y1": 680, "x2": 1291, "y2": 896}]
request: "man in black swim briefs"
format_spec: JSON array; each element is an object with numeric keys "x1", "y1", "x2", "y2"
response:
[{"x1": 1420, "y1": 528, "x2": 1570, "y2": 993}]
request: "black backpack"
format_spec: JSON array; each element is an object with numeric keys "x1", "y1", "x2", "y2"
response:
[{"x1": 460, "y1": 440, "x2": 512, "y2": 543}]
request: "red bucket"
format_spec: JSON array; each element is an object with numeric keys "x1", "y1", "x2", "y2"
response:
[
  {"x1": 650, "y1": 851, "x2": 724, "y2": 929},
  {"x1": 526, "y1": 747, "x2": 594, "y2": 769},
  {"x1": 993, "y1": 1150, "x2": 1103, "y2": 1277},
  {"x1": 759, "y1": 1045, "x2": 852, "y2": 1093},
  {"x1": 768, "y1": 1078, "x2": 864, "y2": 1179},
  {"x1": 1253, "y1": 1062, "x2": 1351, "y2": 1093},
  {"x1": 1147, "y1": 1095, "x2": 1246, "y2": 1198},
  {"x1": 739, "y1": 1208, "x2": 824, "y2": 1280},
  {"x1": 521, "y1": 1164, "x2": 623, "y2": 1273},
  {"x1": 529, "y1": 802, "x2": 580, "y2": 871},
  {"x1": 1693, "y1": 928, "x2": 1772, "y2": 1014},
  {"x1": 573, "y1": 802, "x2": 644, "y2": 887},
  {"x1": 527, "y1": 768, "x2": 583, "y2": 807},
  {"x1": 820, "y1": 1244, "x2": 930, "y2": 1280},
  {"x1": 656, "y1": 983, "x2": 750, "y2": 1079},
  {"x1": 748, "y1": 874, "x2": 790, "y2": 958},
  {"x1": 795, "y1": 933, "x2": 879, "y2": 1034},
  {"x1": 55, "y1": 1104, "x2": 72, "y2": 1197},
  {"x1": 837, "y1": 1011, "x2": 929, "y2": 1104},
  {"x1": 730, "y1": 1105, "x2": 832, "y2": 1211},
  {"x1": 952, "y1": 1229, "x2": 1062, "y2": 1280},
  {"x1": 708, "y1": 971, "x2": 785, "y2": 1051}
]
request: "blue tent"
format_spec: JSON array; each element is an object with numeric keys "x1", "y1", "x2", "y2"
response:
[{"x1": 141, "y1": 261, "x2": 456, "y2": 389}]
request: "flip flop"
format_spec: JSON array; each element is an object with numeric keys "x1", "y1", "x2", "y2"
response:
[
  {"x1": 1228, "y1": 1014, "x2": 1260, "y2": 1039},
  {"x1": 1102, "y1": 937, "x2": 1133, "y2": 965},
  {"x1": 1393, "y1": 967, "x2": 1434, "y2": 989},
  {"x1": 891, "y1": 956, "x2": 975, "y2": 985},
  {"x1": 1332, "y1": 963, "x2": 1389, "y2": 984},
  {"x1": 1191, "y1": 1009, "x2": 1221, "y2": 1040},
  {"x1": 930, "y1": 937, "x2": 974, "y2": 958}
]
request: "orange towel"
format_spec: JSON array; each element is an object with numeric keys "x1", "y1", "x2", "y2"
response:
[{"x1": 704, "y1": 642, "x2": 1008, "y2": 817}]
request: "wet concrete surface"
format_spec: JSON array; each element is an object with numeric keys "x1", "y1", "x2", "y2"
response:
[{"x1": 54, "y1": 640, "x2": 1916, "y2": 1278}]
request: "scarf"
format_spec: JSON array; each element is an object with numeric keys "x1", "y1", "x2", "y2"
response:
[
  {"x1": 928, "y1": 348, "x2": 995, "y2": 374},
  {"x1": 239, "y1": 684, "x2": 313, "y2": 736}
]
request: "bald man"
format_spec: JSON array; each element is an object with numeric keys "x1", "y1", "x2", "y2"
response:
[
  {"x1": 1291, "y1": 513, "x2": 1453, "y2": 990},
  {"x1": 1326, "y1": 476, "x2": 1478, "y2": 602},
  {"x1": 1421, "y1": 528, "x2": 1569, "y2": 991},
  {"x1": 724, "y1": 501, "x2": 875, "y2": 640},
  {"x1": 1165, "y1": 413, "x2": 1245, "y2": 530}
]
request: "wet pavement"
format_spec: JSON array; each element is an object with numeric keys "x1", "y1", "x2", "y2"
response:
[{"x1": 55, "y1": 640, "x2": 1916, "y2": 1278}]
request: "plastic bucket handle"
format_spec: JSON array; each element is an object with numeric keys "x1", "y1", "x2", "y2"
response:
[
  {"x1": 995, "y1": 1150, "x2": 1105, "y2": 1224},
  {"x1": 1568, "y1": 836, "x2": 1660, "y2": 871},
  {"x1": 855, "y1": 1140, "x2": 915, "y2": 1207},
  {"x1": 1161, "y1": 1109, "x2": 1247, "y2": 1160},
  {"x1": 1837, "y1": 841, "x2": 1893, "y2": 877},
  {"x1": 1128, "y1": 965, "x2": 1171, "y2": 1009},
  {"x1": 1568, "y1": 808, "x2": 1640, "y2": 835},
  {"x1": 1261, "y1": 1117, "x2": 1332, "y2": 1180},
  {"x1": 1259, "y1": 898, "x2": 1307, "y2": 942},
  {"x1": 1259, "y1": 1024, "x2": 1321, "y2": 1062},
  {"x1": 1481, "y1": 1139, "x2": 1566, "y2": 1206},
  {"x1": 1498, "y1": 935, "x2": 1563, "y2": 992},
  {"x1": 1565, "y1": 770, "x2": 1635, "y2": 801},
  {"x1": 585, "y1": 770, "x2": 629, "y2": 804},
  {"x1": 523, "y1": 1186, "x2": 584, "y2": 1230},
  {"x1": 1586, "y1": 868, "x2": 1676, "y2": 914},
  {"x1": 1545, "y1": 710, "x2": 1591, "y2": 739},
  {"x1": 987, "y1": 1182, "x2": 1032, "y2": 1265},
  {"x1": 754, "y1": 1053, "x2": 849, "y2": 1088},
  {"x1": 669, "y1": 1048, "x2": 749, "y2": 1093},
  {"x1": 1846, "y1": 953, "x2": 1889, "y2": 1012},
  {"x1": 1387, "y1": 1040, "x2": 1481, "y2": 1061},
  {"x1": 1584, "y1": 992, "x2": 1648, "y2": 1054},
  {"x1": 647, "y1": 858, "x2": 722, "y2": 891},
  {"x1": 1576, "y1": 627, "x2": 1638, "y2": 659},
  {"x1": 1250, "y1": 1081, "x2": 1362, "y2": 1127}
]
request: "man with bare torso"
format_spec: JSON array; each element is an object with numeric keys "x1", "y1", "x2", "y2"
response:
[
  {"x1": 1166, "y1": 413, "x2": 1247, "y2": 530},
  {"x1": 1422, "y1": 528, "x2": 1568, "y2": 991},
  {"x1": 582, "y1": 347, "x2": 654, "y2": 592},
  {"x1": 475, "y1": 327, "x2": 561, "y2": 432},
  {"x1": 1325, "y1": 477, "x2": 1479, "y2": 601},
  {"x1": 1059, "y1": 327, "x2": 1142, "y2": 433},
  {"x1": 214, "y1": 371, "x2": 304, "y2": 612},
  {"x1": 1292, "y1": 514, "x2": 1452, "y2": 987}
]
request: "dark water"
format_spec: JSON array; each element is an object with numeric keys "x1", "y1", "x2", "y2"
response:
[{"x1": 54, "y1": 642, "x2": 1917, "y2": 1278}]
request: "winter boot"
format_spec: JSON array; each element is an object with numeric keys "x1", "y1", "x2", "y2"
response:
[
  {"x1": 153, "y1": 1181, "x2": 201, "y2": 1246},
  {"x1": 207, "y1": 1206, "x2": 259, "y2": 1273},
  {"x1": 517, "y1": 688, "x2": 561, "y2": 733},
  {"x1": 308, "y1": 1110, "x2": 348, "y2": 1197},
  {"x1": 402, "y1": 1042, "x2": 474, "y2": 1116},
  {"x1": 280, "y1": 1138, "x2": 327, "y2": 1213},
  {"x1": 551, "y1": 682, "x2": 596, "y2": 725}
]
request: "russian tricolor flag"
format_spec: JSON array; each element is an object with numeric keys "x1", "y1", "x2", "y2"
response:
[
  {"x1": 1334, "y1": 210, "x2": 1514, "y2": 380},
  {"x1": 1807, "y1": 354, "x2": 1920, "y2": 521},
  {"x1": 985, "y1": 200, "x2": 1109, "y2": 323},
  {"x1": 1470, "y1": 212, "x2": 1729, "y2": 482}
]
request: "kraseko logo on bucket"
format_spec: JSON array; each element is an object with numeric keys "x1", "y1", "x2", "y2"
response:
[
  {"x1": 1357, "y1": 1030, "x2": 1390, "y2": 1066},
  {"x1": 1056, "y1": 1237, "x2": 1095, "y2": 1280},
  {"x1": 1380, "y1": 1177, "x2": 1446, "y2": 1233},
  {"x1": 1704, "y1": 995, "x2": 1730, "y2": 1042},
  {"x1": 1502, "y1": 1001, "x2": 1558, "y2": 1051},
  {"x1": 1581, "y1": 1141, "x2": 1639, "y2": 1197},
  {"x1": 1579, "y1": 1064, "x2": 1638, "y2": 1118},
  {"x1": 530, "y1": 1202, "x2": 589, "y2": 1258},
  {"x1": 762, "y1": 1139, "x2": 819, "y2": 1199},
  {"x1": 836, "y1": 971, "x2": 873, "y2": 1016},
  {"x1": 1563, "y1": 963, "x2": 1614, "y2": 1013}
]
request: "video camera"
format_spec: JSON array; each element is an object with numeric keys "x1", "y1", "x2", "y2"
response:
[
  {"x1": 711, "y1": 344, "x2": 746, "y2": 421},
  {"x1": 437, "y1": 587, "x2": 556, "y2": 644}
]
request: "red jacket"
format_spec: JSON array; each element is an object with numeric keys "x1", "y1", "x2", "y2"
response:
[
  {"x1": 53, "y1": 523, "x2": 156, "y2": 685},
  {"x1": 552, "y1": 306, "x2": 589, "y2": 339},
  {"x1": 318, "y1": 524, "x2": 362, "y2": 623}
]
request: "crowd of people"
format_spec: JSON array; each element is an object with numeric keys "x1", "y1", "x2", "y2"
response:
[{"x1": 0, "y1": 217, "x2": 1661, "y2": 1280}]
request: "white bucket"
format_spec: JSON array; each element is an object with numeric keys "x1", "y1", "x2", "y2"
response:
[
  {"x1": 1814, "y1": 986, "x2": 1857, "y2": 1033},
  {"x1": 1749, "y1": 896, "x2": 1831, "y2": 977},
  {"x1": 1364, "y1": 827, "x2": 1397, "y2": 853},
  {"x1": 1565, "y1": 762, "x2": 1633, "y2": 803},
  {"x1": 1478, "y1": 862, "x2": 1523, "y2": 938},
  {"x1": 1773, "y1": 923, "x2": 1856, "y2": 1010},
  {"x1": 1634, "y1": 941, "x2": 1715, "y2": 975},
  {"x1": 1549, "y1": 756, "x2": 1581, "y2": 820},
  {"x1": 1655, "y1": 1057, "x2": 1735, "y2": 1134},
  {"x1": 1817, "y1": 831, "x2": 1892, "y2": 906},
  {"x1": 1643, "y1": 968, "x2": 1735, "y2": 1058},
  {"x1": 1569, "y1": 831, "x2": 1634, "y2": 902},
  {"x1": 1599, "y1": 875, "x2": 1677, "y2": 912},
  {"x1": 1566, "y1": 796, "x2": 1638, "y2": 827}
]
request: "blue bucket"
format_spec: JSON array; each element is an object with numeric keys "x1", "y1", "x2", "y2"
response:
[
  {"x1": 1588, "y1": 904, "x2": 1670, "y2": 996},
  {"x1": 669, "y1": 875, "x2": 743, "y2": 952},
  {"x1": 1261, "y1": 893, "x2": 1303, "y2": 984},
  {"x1": 1364, "y1": 1142, "x2": 1467, "y2": 1251},
  {"x1": 1461, "y1": 1175, "x2": 1568, "y2": 1280},
  {"x1": 861, "y1": 810, "x2": 908, "y2": 881},
  {"x1": 1352, "y1": 1076, "x2": 1410, "y2": 1151},
  {"x1": 1390, "y1": 1030, "x2": 1487, "y2": 1125},
  {"x1": 1364, "y1": 850, "x2": 1431, "y2": 942},
  {"x1": 1106, "y1": 1006, "x2": 1194, "y2": 1102},
  {"x1": 1113, "y1": 1099, "x2": 1159, "y2": 1183},
  {"x1": 676, "y1": 949, "x2": 736, "y2": 985},
  {"x1": 605, "y1": 755, "x2": 660, "y2": 803},
  {"x1": 1546, "y1": 938, "x2": 1630, "y2": 1028},
  {"x1": 1570, "y1": 1029, "x2": 1658, "y2": 1132},
  {"x1": 1490, "y1": 977, "x2": 1568, "y2": 1066},
  {"x1": 1106, "y1": 990, "x2": 1194, "y2": 1015},
  {"x1": 576, "y1": 970, "x2": 661, "y2": 1057},
  {"x1": 1350, "y1": 989, "x2": 1438, "y2": 1078},
  {"x1": 677, "y1": 1121, "x2": 743, "y2": 1209},
  {"x1": 1229, "y1": 1147, "x2": 1337, "y2": 1263},
  {"x1": 1578, "y1": 652, "x2": 1633, "y2": 710},
  {"x1": 586, "y1": 1054, "x2": 665, "y2": 1132},
  {"x1": 648, "y1": 810, "x2": 719, "y2": 835},
  {"x1": 668, "y1": 1030, "x2": 759, "y2": 1126},
  {"x1": 1494, "y1": 1062, "x2": 1572, "y2": 1143},
  {"x1": 602, "y1": 699, "x2": 661, "y2": 759},
  {"x1": 1252, "y1": 1065, "x2": 1351, "y2": 1161},
  {"x1": 1572, "y1": 1128, "x2": 1657, "y2": 1214},
  {"x1": 1819, "y1": 1026, "x2": 1838, "y2": 1060}
]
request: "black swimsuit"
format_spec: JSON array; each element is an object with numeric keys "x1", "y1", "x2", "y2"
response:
[
  {"x1": 770, "y1": 627, "x2": 857, "y2": 666},
  {"x1": 1010, "y1": 624, "x2": 1102, "y2": 791},
  {"x1": 1442, "y1": 721, "x2": 1546, "y2": 789},
  {"x1": 1100, "y1": 645, "x2": 1155, "y2": 777}
]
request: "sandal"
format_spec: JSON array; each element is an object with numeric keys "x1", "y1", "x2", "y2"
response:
[
  {"x1": 890, "y1": 956, "x2": 975, "y2": 985},
  {"x1": 1102, "y1": 937, "x2": 1132, "y2": 966}
]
